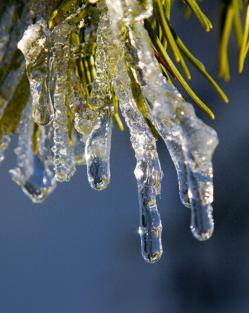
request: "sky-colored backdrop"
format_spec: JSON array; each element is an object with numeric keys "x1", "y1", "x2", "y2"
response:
[{"x1": 0, "y1": 2, "x2": 248, "y2": 313}]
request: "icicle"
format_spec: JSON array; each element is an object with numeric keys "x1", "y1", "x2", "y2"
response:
[
  {"x1": 50, "y1": 22, "x2": 76, "y2": 182},
  {"x1": 135, "y1": 157, "x2": 163, "y2": 263},
  {"x1": 85, "y1": 6, "x2": 113, "y2": 191},
  {"x1": 115, "y1": 64, "x2": 163, "y2": 263},
  {"x1": 9, "y1": 99, "x2": 56, "y2": 203},
  {"x1": 119, "y1": 4, "x2": 218, "y2": 240},
  {"x1": 123, "y1": 23, "x2": 191, "y2": 208},
  {"x1": 85, "y1": 110, "x2": 112, "y2": 191},
  {"x1": 103, "y1": 3, "x2": 163, "y2": 262},
  {"x1": 177, "y1": 104, "x2": 218, "y2": 240},
  {"x1": 17, "y1": 18, "x2": 54, "y2": 126},
  {"x1": 49, "y1": 3, "x2": 93, "y2": 181},
  {"x1": 147, "y1": 101, "x2": 218, "y2": 240}
]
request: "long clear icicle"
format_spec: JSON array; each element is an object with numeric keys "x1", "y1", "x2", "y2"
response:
[
  {"x1": 85, "y1": 110, "x2": 112, "y2": 190},
  {"x1": 17, "y1": 18, "x2": 54, "y2": 126},
  {"x1": 85, "y1": 8, "x2": 113, "y2": 191},
  {"x1": 9, "y1": 98, "x2": 56, "y2": 203},
  {"x1": 124, "y1": 8, "x2": 218, "y2": 240},
  {"x1": 115, "y1": 63, "x2": 163, "y2": 262},
  {"x1": 103, "y1": 2, "x2": 163, "y2": 262},
  {"x1": 49, "y1": 3, "x2": 90, "y2": 181},
  {"x1": 50, "y1": 22, "x2": 76, "y2": 182},
  {"x1": 178, "y1": 104, "x2": 218, "y2": 240}
]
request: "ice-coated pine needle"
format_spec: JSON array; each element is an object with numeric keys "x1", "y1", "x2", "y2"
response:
[{"x1": 104, "y1": 2, "x2": 163, "y2": 262}]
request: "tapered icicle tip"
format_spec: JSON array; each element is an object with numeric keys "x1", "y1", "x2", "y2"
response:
[
  {"x1": 142, "y1": 250, "x2": 163, "y2": 264},
  {"x1": 22, "y1": 182, "x2": 54, "y2": 204},
  {"x1": 87, "y1": 157, "x2": 110, "y2": 191},
  {"x1": 190, "y1": 204, "x2": 214, "y2": 241},
  {"x1": 137, "y1": 194, "x2": 163, "y2": 263},
  {"x1": 85, "y1": 112, "x2": 112, "y2": 192},
  {"x1": 138, "y1": 227, "x2": 163, "y2": 264},
  {"x1": 32, "y1": 98, "x2": 54, "y2": 126},
  {"x1": 191, "y1": 224, "x2": 214, "y2": 241}
]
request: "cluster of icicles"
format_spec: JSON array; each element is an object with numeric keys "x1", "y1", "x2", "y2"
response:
[{"x1": 0, "y1": 0, "x2": 218, "y2": 263}]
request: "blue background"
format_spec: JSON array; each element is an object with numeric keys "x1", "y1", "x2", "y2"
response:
[{"x1": 0, "y1": 2, "x2": 249, "y2": 313}]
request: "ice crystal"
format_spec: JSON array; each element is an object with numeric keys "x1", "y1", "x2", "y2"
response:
[{"x1": 0, "y1": 0, "x2": 218, "y2": 262}]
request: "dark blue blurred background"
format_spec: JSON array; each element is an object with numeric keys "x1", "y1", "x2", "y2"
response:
[{"x1": 0, "y1": 2, "x2": 249, "y2": 313}]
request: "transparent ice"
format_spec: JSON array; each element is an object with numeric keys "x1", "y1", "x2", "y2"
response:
[
  {"x1": 85, "y1": 110, "x2": 112, "y2": 191},
  {"x1": 49, "y1": 22, "x2": 76, "y2": 182},
  {"x1": 10, "y1": 99, "x2": 57, "y2": 203},
  {"x1": 104, "y1": 0, "x2": 218, "y2": 249},
  {"x1": 17, "y1": 18, "x2": 54, "y2": 126},
  {"x1": 102, "y1": 4, "x2": 163, "y2": 262},
  {"x1": 0, "y1": 0, "x2": 219, "y2": 261}
]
